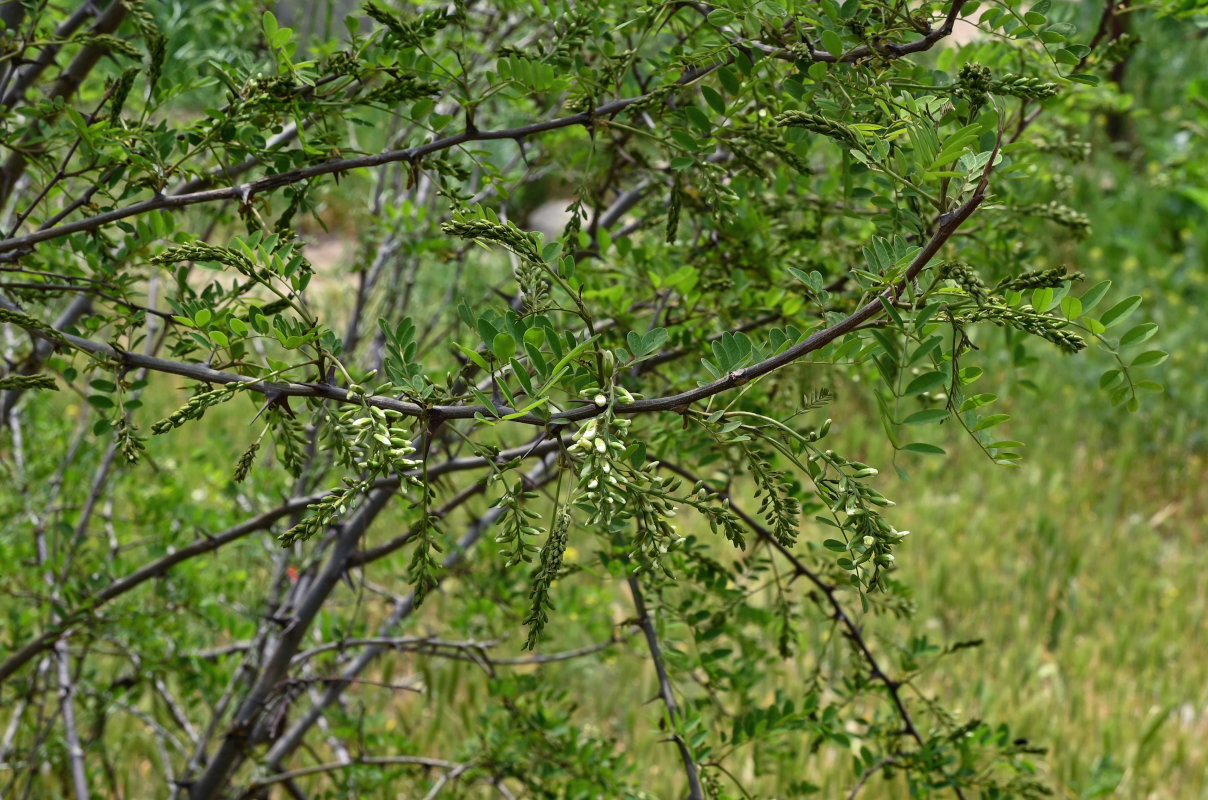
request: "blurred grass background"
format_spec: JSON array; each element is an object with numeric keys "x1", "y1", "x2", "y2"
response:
[{"x1": 8, "y1": 5, "x2": 1208, "y2": 798}]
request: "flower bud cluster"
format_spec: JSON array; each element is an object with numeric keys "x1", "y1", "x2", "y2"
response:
[
  {"x1": 724, "y1": 125, "x2": 815, "y2": 177},
  {"x1": 441, "y1": 214, "x2": 551, "y2": 313},
  {"x1": 441, "y1": 216, "x2": 542, "y2": 265},
  {"x1": 490, "y1": 475, "x2": 543, "y2": 567},
  {"x1": 1099, "y1": 33, "x2": 1138, "y2": 65},
  {"x1": 338, "y1": 404, "x2": 421, "y2": 477},
  {"x1": 279, "y1": 478, "x2": 372, "y2": 547},
  {"x1": 956, "y1": 62, "x2": 992, "y2": 110},
  {"x1": 269, "y1": 405, "x2": 310, "y2": 478},
  {"x1": 568, "y1": 411, "x2": 632, "y2": 526},
  {"x1": 632, "y1": 487, "x2": 685, "y2": 576},
  {"x1": 152, "y1": 243, "x2": 258, "y2": 279},
  {"x1": 232, "y1": 440, "x2": 260, "y2": 482},
  {"x1": 840, "y1": 501, "x2": 906, "y2": 577},
  {"x1": 940, "y1": 260, "x2": 989, "y2": 305},
  {"x1": 810, "y1": 448, "x2": 906, "y2": 587},
  {"x1": 624, "y1": 83, "x2": 678, "y2": 115},
  {"x1": 685, "y1": 481, "x2": 746, "y2": 549},
  {"x1": 364, "y1": 2, "x2": 454, "y2": 48},
  {"x1": 366, "y1": 75, "x2": 441, "y2": 104},
  {"x1": 0, "y1": 372, "x2": 58, "y2": 391},
  {"x1": 995, "y1": 265, "x2": 1083, "y2": 292},
  {"x1": 523, "y1": 509, "x2": 572, "y2": 647},
  {"x1": 115, "y1": 418, "x2": 147, "y2": 465},
  {"x1": 0, "y1": 308, "x2": 67, "y2": 345},
  {"x1": 151, "y1": 383, "x2": 245, "y2": 435},
  {"x1": 991, "y1": 74, "x2": 1060, "y2": 100},
  {"x1": 960, "y1": 305, "x2": 1087, "y2": 353},
  {"x1": 1024, "y1": 201, "x2": 1092, "y2": 239},
  {"x1": 1035, "y1": 136, "x2": 1092, "y2": 163},
  {"x1": 567, "y1": 395, "x2": 687, "y2": 573},
  {"x1": 774, "y1": 110, "x2": 858, "y2": 148}
]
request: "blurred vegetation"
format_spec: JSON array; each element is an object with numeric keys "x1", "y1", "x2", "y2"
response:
[{"x1": 1, "y1": 1, "x2": 1206, "y2": 798}]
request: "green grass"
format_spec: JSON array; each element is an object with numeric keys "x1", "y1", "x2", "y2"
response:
[{"x1": 857, "y1": 391, "x2": 1207, "y2": 799}]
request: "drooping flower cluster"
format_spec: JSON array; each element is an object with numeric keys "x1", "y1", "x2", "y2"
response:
[{"x1": 567, "y1": 403, "x2": 632, "y2": 527}]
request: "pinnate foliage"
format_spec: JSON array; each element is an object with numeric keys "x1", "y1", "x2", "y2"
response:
[{"x1": 0, "y1": 1, "x2": 1176, "y2": 798}]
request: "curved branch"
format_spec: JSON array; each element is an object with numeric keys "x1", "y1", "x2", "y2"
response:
[
  {"x1": 247, "y1": 755, "x2": 463, "y2": 791},
  {"x1": 0, "y1": 64, "x2": 721, "y2": 258},
  {"x1": 7, "y1": 147, "x2": 995, "y2": 436},
  {"x1": 658, "y1": 458, "x2": 967, "y2": 800},
  {"x1": 288, "y1": 631, "x2": 630, "y2": 668},
  {"x1": 795, "y1": 0, "x2": 968, "y2": 65},
  {"x1": 0, "y1": 493, "x2": 313, "y2": 687}
]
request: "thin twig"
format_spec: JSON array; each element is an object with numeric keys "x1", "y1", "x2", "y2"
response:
[
  {"x1": 847, "y1": 757, "x2": 899, "y2": 800},
  {"x1": 247, "y1": 755, "x2": 462, "y2": 789},
  {"x1": 658, "y1": 458, "x2": 968, "y2": 800},
  {"x1": 0, "y1": 64, "x2": 722, "y2": 258},
  {"x1": 0, "y1": 436, "x2": 563, "y2": 685},
  {"x1": 627, "y1": 575, "x2": 704, "y2": 800}
]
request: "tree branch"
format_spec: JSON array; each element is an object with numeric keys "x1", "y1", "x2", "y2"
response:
[
  {"x1": 0, "y1": 1, "x2": 128, "y2": 208},
  {"x1": 2, "y1": 148, "x2": 994, "y2": 434},
  {"x1": 0, "y1": 4, "x2": 99, "y2": 111},
  {"x1": 186, "y1": 486, "x2": 400, "y2": 799},
  {"x1": 0, "y1": 433, "x2": 563, "y2": 687},
  {"x1": 657, "y1": 458, "x2": 968, "y2": 800},
  {"x1": 0, "y1": 64, "x2": 721, "y2": 258},
  {"x1": 627, "y1": 574, "x2": 703, "y2": 800},
  {"x1": 247, "y1": 755, "x2": 463, "y2": 791},
  {"x1": 258, "y1": 455, "x2": 559, "y2": 778}
]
